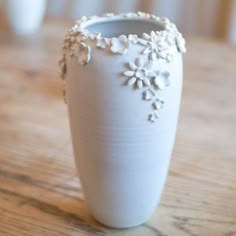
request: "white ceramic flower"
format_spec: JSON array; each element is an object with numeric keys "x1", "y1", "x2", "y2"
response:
[
  {"x1": 69, "y1": 25, "x2": 79, "y2": 34},
  {"x1": 137, "y1": 11, "x2": 151, "y2": 18},
  {"x1": 143, "y1": 89, "x2": 165, "y2": 106},
  {"x1": 139, "y1": 31, "x2": 165, "y2": 61},
  {"x1": 63, "y1": 37, "x2": 71, "y2": 50},
  {"x1": 59, "y1": 57, "x2": 66, "y2": 80},
  {"x1": 122, "y1": 12, "x2": 138, "y2": 18},
  {"x1": 139, "y1": 31, "x2": 174, "y2": 61},
  {"x1": 165, "y1": 33, "x2": 175, "y2": 46},
  {"x1": 75, "y1": 16, "x2": 87, "y2": 24},
  {"x1": 88, "y1": 32, "x2": 110, "y2": 49},
  {"x1": 160, "y1": 17, "x2": 170, "y2": 25},
  {"x1": 110, "y1": 35, "x2": 130, "y2": 54},
  {"x1": 150, "y1": 14, "x2": 160, "y2": 21},
  {"x1": 149, "y1": 110, "x2": 159, "y2": 122},
  {"x1": 176, "y1": 33, "x2": 186, "y2": 53},
  {"x1": 143, "y1": 88, "x2": 165, "y2": 122},
  {"x1": 128, "y1": 34, "x2": 138, "y2": 44},
  {"x1": 123, "y1": 58, "x2": 152, "y2": 90},
  {"x1": 166, "y1": 23, "x2": 178, "y2": 33},
  {"x1": 151, "y1": 71, "x2": 170, "y2": 90},
  {"x1": 89, "y1": 32, "x2": 101, "y2": 41},
  {"x1": 153, "y1": 98, "x2": 165, "y2": 110},
  {"x1": 76, "y1": 34, "x2": 87, "y2": 43},
  {"x1": 143, "y1": 89, "x2": 155, "y2": 101},
  {"x1": 144, "y1": 92, "x2": 165, "y2": 122},
  {"x1": 73, "y1": 42, "x2": 91, "y2": 65},
  {"x1": 96, "y1": 37, "x2": 110, "y2": 49},
  {"x1": 103, "y1": 13, "x2": 114, "y2": 17},
  {"x1": 148, "y1": 99, "x2": 164, "y2": 122}
]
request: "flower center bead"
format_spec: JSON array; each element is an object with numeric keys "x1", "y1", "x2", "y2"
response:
[{"x1": 135, "y1": 68, "x2": 147, "y2": 79}]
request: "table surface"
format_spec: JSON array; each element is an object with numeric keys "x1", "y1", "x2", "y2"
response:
[{"x1": 0, "y1": 20, "x2": 235, "y2": 236}]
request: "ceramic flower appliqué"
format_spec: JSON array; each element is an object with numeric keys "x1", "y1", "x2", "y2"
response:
[
  {"x1": 139, "y1": 31, "x2": 174, "y2": 62},
  {"x1": 73, "y1": 42, "x2": 91, "y2": 65},
  {"x1": 128, "y1": 34, "x2": 138, "y2": 44},
  {"x1": 137, "y1": 11, "x2": 151, "y2": 18},
  {"x1": 60, "y1": 13, "x2": 186, "y2": 121},
  {"x1": 143, "y1": 89, "x2": 165, "y2": 122},
  {"x1": 151, "y1": 71, "x2": 170, "y2": 90},
  {"x1": 122, "y1": 57, "x2": 171, "y2": 122},
  {"x1": 149, "y1": 98, "x2": 165, "y2": 122},
  {"x1": 59, "y1": 57, "x2": 67, "y2": 80},
  {"x1": 97, "y1": 37, "x2": 110, "y2": 49},
  {"x1": 89, "y1": 32, "x2": 110, "y2": 49},
  {"x1": 123, "y1": 58, "x2": 152, "y2": 90},
  {"x1": 176, "y1": 33, "x2": 186, "y2": 53},
  {"x1": 110, "y1": 35, "x2": 130, "y2": 54}
]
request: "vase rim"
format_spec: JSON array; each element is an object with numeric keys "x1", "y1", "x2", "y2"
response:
[
  {"x1": 81, "y1": 14, "x2": 166, "y2": 38},
  {"x1": 59, "y1": 12, "x2": 186, "y2": 80},
  {"x1": 70, "y1": 12, "x2": 182, "y2": 40}
]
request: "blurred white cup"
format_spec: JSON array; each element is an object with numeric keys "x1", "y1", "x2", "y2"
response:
[{"x1": 5, "y1": 0, "x2": 46, "y2": 35}]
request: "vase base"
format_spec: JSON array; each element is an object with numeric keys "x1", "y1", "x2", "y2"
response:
[{"x1": 91, "y1": 212, "x2": 153, "y2": 229}]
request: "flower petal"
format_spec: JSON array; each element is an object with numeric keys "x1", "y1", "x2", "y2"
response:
[
  {"x1": 142, "y1": 47, "x2": 152, "y2": 54},
  {"x1": 110, "y1": 38, "x2": 120, "y2": 53},
  {"x1": 154, "y1": 77, "x2": 165, "y2": 89},
  {"x1": 110, "y1": 45, "x2": 117, "y2": 53},
  {"x1": 149, "y1": 114, "x2": 155, "y2": 122},
  {"x1": 153, "y1": 110, "x2": 159, "y2": 118},
  {"x1": 110, "y1": 36, "x2": 130, "y2": 54},
  {"x1": 89, "y1": 32, "x2": 101, "y2": 40},
  {"x1": 154, "y1": 101, "x2": 162, "y2": 110},
  {"x1": 149, "y1": 52, "x2": 156, "y2": 61},
  {"x1": 143, "y1": 33, "x2": 150, "y2": 40},
  {"x1": 138, "y1": 39, "x2": 149, "y2": 45},
  {"x1": 127, "y1": 77, "x2": 137, "y2": 86},
  {"x1": 149, "y1": 111, "x2": 159, "y2": 122},
  {"x1": 119, "y1": 48, "x2": 128, "y2": 55},
  {"x1": 143, "y1": 90, "x2": 154, "y2": 100},
  {"x1": 77, "y1": 43, "x2": 91, "y2": 65},
  {"x1": 150, "y1": 31, "x2": 156, "y2": 39},
  {"x1": 119, "y1": 35, "x2": 128, "y2": 42},
  {"x1": 176, "y1": 35, "x2": 186, "y2": 53},
  {"x1": 143, "y1": 78, "x2": 151, "y2": 86},
  {"x1": 128, "y1": 34, "x2": 138, "y2": 44},
  {"x1": 137, "y1": 80, "x2": 143, "y2": 90},
  {"x1": 129, "y1": 61, "x2": 137, "y2": 70},
  {"x1": 96, "y1": 38, "x2": 108, "y2": 48},
  {"x1": 124, "y1": 71, "x2": 135, "y2": 77}
]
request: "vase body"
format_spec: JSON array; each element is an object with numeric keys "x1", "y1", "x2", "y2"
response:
[
  {"x1": 62, "y1": 13, "x2": 185, "y2": 228},
  {"x1": 5, "y1": 0, "x2": 46, "y2": 35}
]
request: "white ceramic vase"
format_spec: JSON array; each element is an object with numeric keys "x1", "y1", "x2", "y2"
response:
[
  {"x1": 60, "y1": 13, "x2": 186, "y2": 228},
  {"x1": 5, "y1": 0, "x2": 46, "y2": 35}
]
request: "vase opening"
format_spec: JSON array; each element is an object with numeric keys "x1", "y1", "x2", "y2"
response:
[{"x1": 85, "y1": 19, "x2": 165, "y2": 38}]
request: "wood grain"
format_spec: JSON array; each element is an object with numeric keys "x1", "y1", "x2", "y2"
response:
[{"x1": 0, "y1": 20, "x2": 235, "y2": 236}]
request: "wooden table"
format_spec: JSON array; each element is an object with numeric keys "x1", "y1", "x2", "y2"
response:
[{"x1": 0, "y1": 21, "x2": 235, "y2": 236}]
